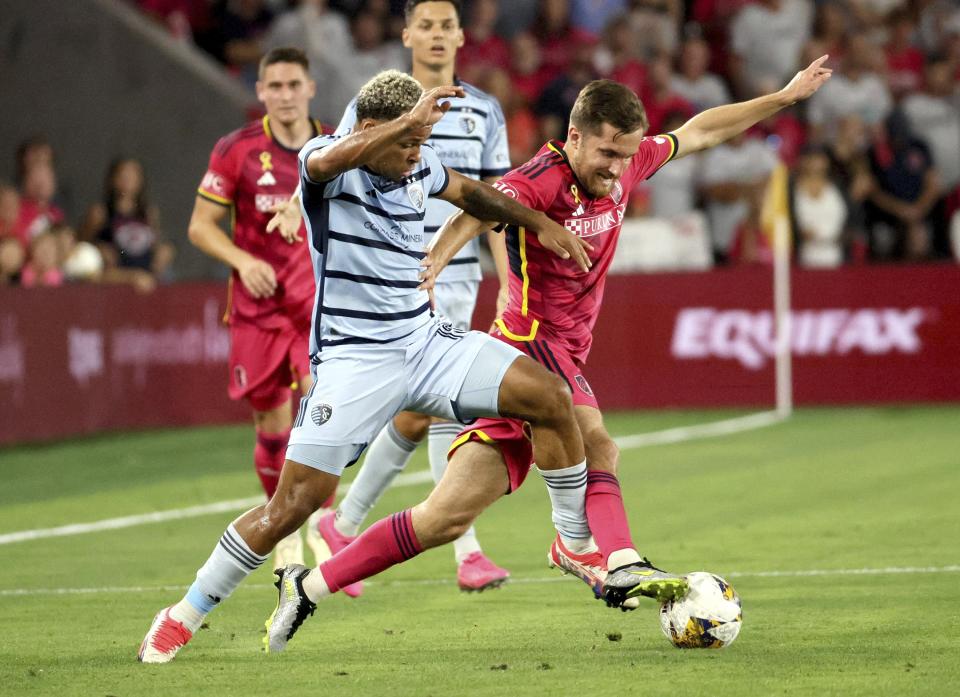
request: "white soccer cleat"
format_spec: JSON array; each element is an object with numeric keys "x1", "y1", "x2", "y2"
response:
[
  {"x1": 273, "y1": 529, "x2": 305, "y2": 569},
  {"x1": 138, "y1": 607, "x2": 193, "y2": 664}
]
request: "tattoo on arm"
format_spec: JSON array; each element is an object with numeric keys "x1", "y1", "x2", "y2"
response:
[{"x1": 460, "y1": 181, "x2": 532, "y2": 226}]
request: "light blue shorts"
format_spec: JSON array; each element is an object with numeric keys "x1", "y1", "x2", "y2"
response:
[{"x1": 286, "y1": 317, "x2": 521, "y2": 476}]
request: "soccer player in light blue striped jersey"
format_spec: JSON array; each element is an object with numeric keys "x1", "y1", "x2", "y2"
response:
[
  {"x1": 139, "y1": 71, "x2": 595, "y2": 663},
  {"x1": 308, "y1": 0, "x2": 515, "y2": 595}
]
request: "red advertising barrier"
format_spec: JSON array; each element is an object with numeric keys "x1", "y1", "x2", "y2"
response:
[
  {"x1": 472, "y1": 264, "x2": 960, "y2": 409},
  {"x1": 0, "y1": 283, "x2": 247, "y2": 446},
  {"x1": 2, "y1": 265, "x2": 959, "y2": 445}
]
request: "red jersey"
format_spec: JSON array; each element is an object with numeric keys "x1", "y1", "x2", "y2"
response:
[
  {"x1": 494, "y1": 135, "x2": 678, "y2": 363},
  {"x1": 198, "y1": 116, "x2": 322, "y2": 329}
]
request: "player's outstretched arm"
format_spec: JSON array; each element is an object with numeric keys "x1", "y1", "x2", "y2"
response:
[
  {"x1": 188, "y1": 197, "x2": 277, "y2": 298},
  {"x1": 304, "y1": 86, "x2": 465, "y2": 182},
  {"x1": 671, "y1": 55, "x2": 833, "y2": 158},
  {"x1": 436, "y1": 171, "x2": 593, "y2": 271}
]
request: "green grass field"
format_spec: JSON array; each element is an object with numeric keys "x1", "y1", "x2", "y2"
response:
[{"x1": 1, "y1": 407, "x2": 958, "y2": 696}]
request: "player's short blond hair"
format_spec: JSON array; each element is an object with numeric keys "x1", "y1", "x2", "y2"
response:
[{"x1": 355, "y1": 70, "x2": 423, "y2": 123}]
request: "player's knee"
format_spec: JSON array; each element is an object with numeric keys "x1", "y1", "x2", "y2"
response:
[{"x1": 533, "y1": 372, "x2": 575, "y2": 425}]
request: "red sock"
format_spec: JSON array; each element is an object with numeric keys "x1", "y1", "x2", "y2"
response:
[
  {"x1": 586, "y1": 471, "x2": 636, "y2": 565},
  {"x1": 254, "y1": 429, "x2": 290, "y2": 498},
  {"x1": 319, "y1": 509, "x2": 422, "y2": 593}
]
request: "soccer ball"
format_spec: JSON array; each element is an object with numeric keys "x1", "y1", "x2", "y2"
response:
[{"x1": 659, "y1": 572, "x2": 742, "y2": 649}]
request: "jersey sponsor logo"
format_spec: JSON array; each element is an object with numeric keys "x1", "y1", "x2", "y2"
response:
[
  {"x1": 257, "y1": 171, "x2": 277, "y2": 186},
  {"x1": 459, "y1": 116, "x2": 477, "y2": 134},
  {"x1": 671, "y1": 307, "x2": 929, "y2": 370},
  {"x1": 363, "y1": 221, "x2": 423, "y2": 248},
  {"x1": 311, "y1": 403, "x2": 333, "y2": 426},
  {"x1": 493, "y1": 181, "x2": 518, "y2": 198},
  {"x1": 407, "y1": 182, "x2": 424, "y2": 209},
  {"x1": 564, "y1": 203, "x2": 626, "y2": 237},
  {"x1": 255, "y1": 193, "x2": 291, "y2": 213},
  {"x1": 574, "y1": 374, "x2": 594, "y2": 396},
  {"x1": 200, "y1": 170, "x2": 227, "y2": 196}
]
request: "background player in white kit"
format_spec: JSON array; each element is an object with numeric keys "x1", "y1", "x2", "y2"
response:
[{"x1": 139, "y1": 72, "x2": 599, "y2": 664}]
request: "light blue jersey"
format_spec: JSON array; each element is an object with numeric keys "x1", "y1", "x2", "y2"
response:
[
  {"x1": 335, "y1": 80, "x2": 510, "y2": 283},
  {"x1": 298, "y1": 134, "x2": 450, "y2": 360}
]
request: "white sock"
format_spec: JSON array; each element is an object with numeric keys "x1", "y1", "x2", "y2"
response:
[
  {"x1": 175, "y1": 523, "x2": 268, "y2": 631},
  {"x1": 537, "y1": 459, "x2": 591, "y2": 541},
  {"x1": 302, "y1": 567, "x2": 332, "y2": 603},
  {"x1": 337, "y1": 421, "x2": 418, "y2": 536},
  {"x1": 607, "y1": 548, "x2": 642, "y2": 569},
  {"x1": 429, "y1": 421, "x2": 481, "y2": 565},
  {"x1": 562, "y1": 535, "x2": 598, "y2": 555}
]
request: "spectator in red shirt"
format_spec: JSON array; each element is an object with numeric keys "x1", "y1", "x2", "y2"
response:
[
  {"x1": 885, "y1": 8, "x2": 925, "y2": 99},
  {"x1": 460, "y1": 0, "x2": 510, "y2": 80},
  {"x1": 16, "y1": 161, "x2": 65, "y2": 247},
  {"x1": 531, "y1": 0, "x2": 596, "y2": 82},
  {"x1": 509, "y1": 32, "x2": 553, "y2": 106},
  {"x1": 641, "y1": 53, "x2": 694, "y2": 135}
]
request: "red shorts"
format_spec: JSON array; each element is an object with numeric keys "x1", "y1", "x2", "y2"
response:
[
  {"x1": 447, "y1": 327, "x2": 598, "y2": 493},
  {"x1": 228, "y1": 319, "x2": 310, "y2": 412}
]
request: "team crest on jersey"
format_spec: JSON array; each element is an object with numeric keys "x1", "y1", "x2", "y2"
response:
[
  {"x1": 611, "y1": 180, "x2": 623, "y2": 204},
  {"x1": 459, "y1": 116, "x2": 477, "y2": 134},
  {"x1": 574, "y1": 375, "x2": 594, "y2": 396},
  {"x1": 407, "y1": 182, "x2": 424, "y2": 209},
  {"x1": 311, "y1": 403, "x2": 333, "y2": 426},
  {"x1": 256, "y1": 171, "x2": 277, "y2": 186}
]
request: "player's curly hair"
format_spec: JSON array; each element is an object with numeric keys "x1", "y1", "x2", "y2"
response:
[
  {"x1": 570, "y1": 80, "x2": 649, "y2": 138},
  {"x1": 355, "y1": 70, "x2": 423, "y2": 123}
]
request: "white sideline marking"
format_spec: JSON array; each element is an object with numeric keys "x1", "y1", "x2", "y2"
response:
[
  {"x1": 1, "y1": 565, "x2": 957, "y2": 597},
  {"x1": 0, "y1": 412, "x2": 785, "y2": 547},
  {"x1": 0, "y1": 471, "x2": 434, "y2": 546},
  {"x1": 612, "y1": 410, "x2": 785, "y2": 450}
]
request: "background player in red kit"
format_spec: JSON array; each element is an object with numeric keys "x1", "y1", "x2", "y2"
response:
[
  {"x1": 422, "y1": 57, "x2": 833, "y2": 608},
  {"x1": 189, "y1": 47, "x2": 325, "y2": 568}
]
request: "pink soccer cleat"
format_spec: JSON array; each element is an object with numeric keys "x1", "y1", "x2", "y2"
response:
[
  {"x1": 138, "y1": 607, "x2": 193, "y2": 664},
  {"x1": 315, "y1": 511, "x2": 363, "y2": 598},
  {"x1": 457, "y1": 552, "x2": 510, "y2": 592}
]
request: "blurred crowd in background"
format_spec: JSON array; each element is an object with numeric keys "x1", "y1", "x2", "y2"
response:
[{"x1": 2, "y1": 0, "x2": 959, "y2": 290}]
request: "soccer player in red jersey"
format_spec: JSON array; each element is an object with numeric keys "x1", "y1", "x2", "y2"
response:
[
  {"x1": 188, "y1": 47, "x2": 325, "y2": 569},
  {"x1": 421, "y1": 56, "x2": 833, "y2": 609}
]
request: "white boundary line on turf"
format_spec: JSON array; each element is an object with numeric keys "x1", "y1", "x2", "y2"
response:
[
  {"x1": 1, "y1": 565, "x2": 958, "y2": 597},
  {"x1": 0, "y1": 411, "x2": 786, "y2": 547}
]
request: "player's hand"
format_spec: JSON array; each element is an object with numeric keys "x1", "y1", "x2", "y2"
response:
[
  {"x1": 408, "y1": 86, "x2": 466, "y2": 132},
  {"x1": 780, "y1": 55, "x2": 833, "y2": 104},
  {"x1": 418, "y1": 255, "x2": 438, "y2": 311},
  {"x1": 530, "y1": 215, "x2": 593, "y2": 272},
  {"x1": 238, "y1": 256, "x2": 277, "y2": 298},
  {"x1": 266, "y1": 197, "x2": 303, "y2": 243},
  {"x1": 488, "y1": 286, "x2": 509, "y2": 332}
]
